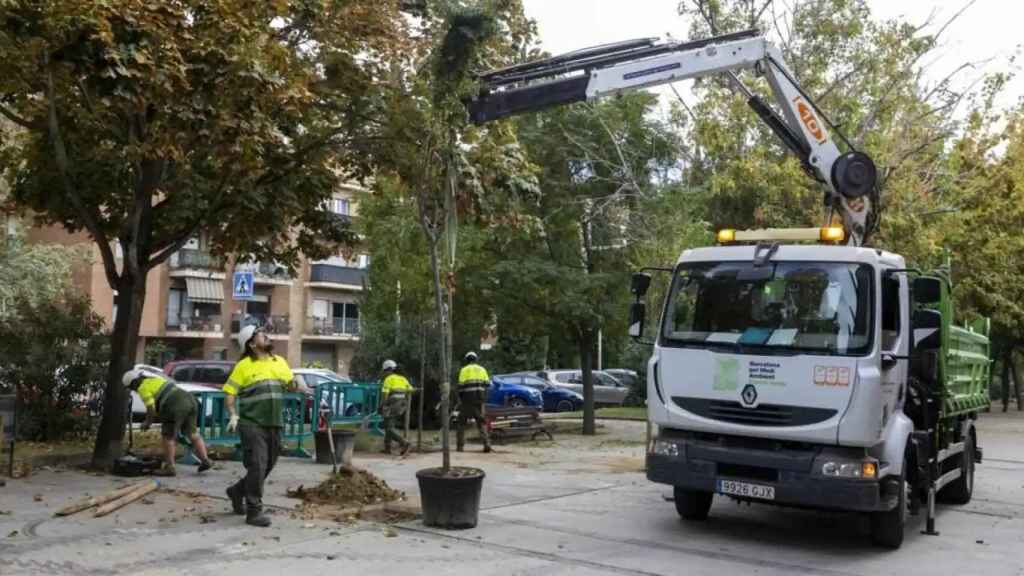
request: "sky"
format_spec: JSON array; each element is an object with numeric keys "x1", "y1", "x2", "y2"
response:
[{"x1": 518, "y1": 0, "x2": 1023, "y2": 114}]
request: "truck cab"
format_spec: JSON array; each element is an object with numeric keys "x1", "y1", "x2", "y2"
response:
[{"x1": 632, "y1": 228, "x2": 989, "y2": 548}]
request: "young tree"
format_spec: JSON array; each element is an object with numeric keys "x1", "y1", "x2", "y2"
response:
[
  {"x1": 497, "y1": 93, "x2": 681, "y2": 434},
  {"x1": 0, "y1": 1, "x2": 410, "y2": 466}
]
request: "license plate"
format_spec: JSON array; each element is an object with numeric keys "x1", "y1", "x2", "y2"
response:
[{"x1": 717, "y1": 479, "x2": 775, "y2": 500}]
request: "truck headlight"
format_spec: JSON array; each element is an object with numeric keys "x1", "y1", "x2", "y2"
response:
[
  {"x1": 651, "y1": 439, "x2": 679, "y2": 457},
  {"x1": 821, "y1": 459, "x2": 877, "y2": 479}
]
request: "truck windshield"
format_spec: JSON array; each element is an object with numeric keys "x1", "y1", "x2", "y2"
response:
[{"x1": 661, "y1": 261, "x2": 873, "y2": 356}]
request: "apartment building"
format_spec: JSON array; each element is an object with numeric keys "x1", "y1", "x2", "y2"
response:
[{"x1": 25, "y1": 185, "x2": 369, "y2": 377}]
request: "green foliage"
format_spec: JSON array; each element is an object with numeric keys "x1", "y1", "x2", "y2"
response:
[
  {"x1": 0, "y1": 294, "x2": 109, "y2": 441},
  {"x1": 0, "y1": 224, "x2": 91, "y2": 319}
]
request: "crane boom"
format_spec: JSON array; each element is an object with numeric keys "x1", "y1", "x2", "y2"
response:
[{"x1": 465, "y1": 30, "x2": 880, "y2": 246}]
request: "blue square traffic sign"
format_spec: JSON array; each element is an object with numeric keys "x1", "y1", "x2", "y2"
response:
[{"x1": 233, "y1": 271, "x2": 254, "y2": 300}]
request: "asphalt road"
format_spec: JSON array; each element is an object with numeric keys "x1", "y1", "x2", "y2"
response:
[{"x1": 2, "y1": 413, "x2": 1022, "y2": 576}]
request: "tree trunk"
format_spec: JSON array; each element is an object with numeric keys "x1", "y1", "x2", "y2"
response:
[
  {"x1": 1002, "y1": 351, "x2": 1011, "y2": 413},
  {"x1": 91, "y1": 275, "x2": 146, "y2": 468},
  {"x1": 1010, "y1": 350, "x2": 1023, "y2": 411},
  {"x1": 579, "y1": 328, "x2": 596, "y2": 436}
]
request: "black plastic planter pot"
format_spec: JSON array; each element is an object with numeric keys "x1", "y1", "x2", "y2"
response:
[
  {"x1": 315, "y1": 429, "x2": 356, "y2": 467},
  {"x1": 416, "y1": 467, "x2": 485, "y2": 529}
]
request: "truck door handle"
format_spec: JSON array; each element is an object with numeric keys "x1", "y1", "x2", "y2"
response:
[{"x1": 882, "y1": 353, "x2": 898, "y2": 370}]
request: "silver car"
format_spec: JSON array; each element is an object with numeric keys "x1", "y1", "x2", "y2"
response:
[{"x1": 535, "y1": 369, "x2": 629, "y2": 406}]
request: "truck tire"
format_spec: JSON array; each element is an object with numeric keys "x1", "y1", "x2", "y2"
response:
[
  {"x1": 940, "y1": 431, "x2": 975, "y2": 505},
  {"x1": 871, "y1": 452, "x2": 908, "y2": 549},
  {"x1": 673, "y1": 487, "x2": 713, "y2": 521}
]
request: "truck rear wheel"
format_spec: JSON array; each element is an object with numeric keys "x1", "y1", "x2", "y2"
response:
[
  {"x1": 673, "y1": 487, "x2": 713, "y2": 521},
  {"x1": 940, "y1": 432, "x2": 975, "y2": 505},
  {"x1": 871, "y1": 452, "x2": 908, "y2": 549}
]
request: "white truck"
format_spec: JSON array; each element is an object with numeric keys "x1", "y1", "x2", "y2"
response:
[{"x1": 466, "y1": 29, "x2": 991, "y2": 548}]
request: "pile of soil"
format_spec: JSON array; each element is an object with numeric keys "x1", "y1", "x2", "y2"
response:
[{"x1": 287, "y1": 466, "x2": 404, "y2": 507}]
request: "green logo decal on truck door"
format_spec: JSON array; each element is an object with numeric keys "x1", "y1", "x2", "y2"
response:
[{"x1": 714, "y1": 358, "x2": 740, "y2": 391}]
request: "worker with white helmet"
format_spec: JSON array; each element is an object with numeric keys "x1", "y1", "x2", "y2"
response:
[
  {"x1": 222, "y1": 324, "x2": 297, "y2": 527},
  {"x1": 378, "y1": 359, "x2": 413, "y2": 455},
  {"x1": 122, "y1": 367, "x2": 212, "y2": 476},
  {"x1": 457, "y1": 351, "x2": 492, "y2": 453}
]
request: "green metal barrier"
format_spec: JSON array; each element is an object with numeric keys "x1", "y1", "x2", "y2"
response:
[
  {"x1": 179, "y1": 390, "x2": 312, "y2": 463},
  {"x1": 314, "y1": 382, "x2": 384, "y2": 436}
]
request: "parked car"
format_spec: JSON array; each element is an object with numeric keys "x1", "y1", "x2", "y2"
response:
[
  {"x1": 295, "y1": 368, "x2": 366, "y2": 421},
  {"x1": 495, "y1": 373, "x2": 582, "y2": 412},
  {"x1": 536, "y1": 369, "x2": 629, "y2": 406},
  {"x1": 603, "y1": 369, "x2": 638, "y2": 390},
  {"x1": 487, "y1": 376, "x2": 543, "y2": 408},
  {"x1": 162, "y1": 360, "x2": 235, "y2": 390}
]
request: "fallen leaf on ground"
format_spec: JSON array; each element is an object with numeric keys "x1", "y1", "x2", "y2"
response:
[{"x1": 33, "y1": 494, "x2": 43, "y2": 502}]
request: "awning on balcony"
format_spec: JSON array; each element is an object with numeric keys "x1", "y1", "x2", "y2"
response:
[{"x1": 185, "y1": 278, "x2": 223, "y2": 303}]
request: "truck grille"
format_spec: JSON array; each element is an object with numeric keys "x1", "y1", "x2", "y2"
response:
[{"x1": 672, "y1": 397, "x2": 837, "y2": 427}]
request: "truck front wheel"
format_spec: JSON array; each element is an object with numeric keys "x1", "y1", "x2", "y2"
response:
[
  {"x1": 871, "y1": 451, "x2": 908, "y2": 549},
  {"x1": 673, "y1": 487, "x2": 713, "y2": 521}
]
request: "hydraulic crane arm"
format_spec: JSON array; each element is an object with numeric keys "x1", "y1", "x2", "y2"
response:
[{"x1": 465, "y1": 30, "x2": 880, "y2": 246}]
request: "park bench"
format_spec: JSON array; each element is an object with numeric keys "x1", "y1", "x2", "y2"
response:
[{"x1": 484, "y1": 405, "x2": 553, "y2": 444}]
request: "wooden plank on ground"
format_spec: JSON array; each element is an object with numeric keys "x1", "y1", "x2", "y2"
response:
[
  {"x1": 55, "y1": 482, "x2": 147, "y2": 517},
  {"x1": 93, "y1": 480, "x2": 159, "y2": 518}
]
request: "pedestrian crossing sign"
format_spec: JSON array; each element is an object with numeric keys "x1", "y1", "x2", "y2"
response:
[{"x1": 233, "y1": 271, "x2": 254, "y2": 300}]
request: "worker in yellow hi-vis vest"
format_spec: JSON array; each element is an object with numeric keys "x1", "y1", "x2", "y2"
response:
[
  {"x1": 457, "y1": 351, "x2": 492, "y2": 453},
  {"x1": 223, "y1": 325, "x2": 297, "y2": 528},
  {"x1": 378, "y1": 360, "x2": 413, "y2": 456}
]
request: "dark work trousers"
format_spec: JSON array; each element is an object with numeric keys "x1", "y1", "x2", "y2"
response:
[
  {"x1": 233, "y1": 424, "x2": 281, "y2": 512},
  {"x1": 382, "y1": 394, "x2": 409, "y2": 452}
]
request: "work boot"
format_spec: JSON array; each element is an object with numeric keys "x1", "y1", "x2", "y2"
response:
[
  {"x1": 226, "y1": 486, "x2": 245, "y2": 515},
  {"x1": 383, "y1": 446, "x2": 392, "y2": 455},
  {"x1": 456, "y1": 444, "x2": 464, "y2": 453},
  {"x1": 483, "y1": 444, "x2": 492, "y2": 454},
  {"x1": 152, "y1": 465, "x2": 177, "y2": 477},
  {"x1": 246, "y1": 509, "x2": 272, "y2": 528},
  {"x1": 400, "y1": 443, "x2": 411, "y2": 457},
  {"x1": 197, "y1": 459, "x2": 213, "y2": 474}
]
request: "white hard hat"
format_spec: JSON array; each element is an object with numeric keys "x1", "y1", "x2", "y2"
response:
[
  {"x1": 238, "y1": 324, "x2": 259, "y2": 351},
  {"x1": 382, "y1": 359, "x2": 397, "y2": 371},
  {"x1": 464, "y1": 351, "x2": 478, "y2": 362},
  {"x1": 122, "y1": 367, "x2": 159, "y2": 389}
]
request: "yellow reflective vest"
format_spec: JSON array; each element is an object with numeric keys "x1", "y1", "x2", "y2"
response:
[{"x1": 458, "y1": 363, "x2": 489, "y2": 392}]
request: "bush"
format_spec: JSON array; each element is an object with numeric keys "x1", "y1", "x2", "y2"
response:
[{"x1": 0, "y1": 295, "x2": 109, "y2": 441}]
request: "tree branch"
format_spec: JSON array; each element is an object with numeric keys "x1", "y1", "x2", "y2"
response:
[
  {"x1": 44, "y1": 62, "x2": 120, "y2": 290},
  {"x1": 0, "y1": 103, "x2": 39, "y2": 130}
]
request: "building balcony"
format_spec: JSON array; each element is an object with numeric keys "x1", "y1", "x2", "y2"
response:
[
  {"x1": 308, "y1": 264, "x2": 366, "y2": 289},
  {"x1": 234, "y1": 261, "x2": 292, "y2": 284},
  {"x1": 230, "y1": 314, "x2": 291, "y2": 337},
  {"x1": 169, "y1": 249, "x2": 224, "y2": 271},
  {"x1": 305, "y1": 316, "x2": 361, "y2": 339},
  {"x1": 165, "y1": 314, "x2": 224, "y2": 337}
]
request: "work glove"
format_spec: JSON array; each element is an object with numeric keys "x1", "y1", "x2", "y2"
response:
[{"x1": 227, "y1": 414, "x2": 239, "y2": 433}]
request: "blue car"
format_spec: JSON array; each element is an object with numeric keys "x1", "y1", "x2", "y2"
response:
[
  {"x1": 494, "y1": 373, "x2": 583, "y2": 413},
  {"x1": 487, "y1": 376, "x2": 544, "y2": 408}
]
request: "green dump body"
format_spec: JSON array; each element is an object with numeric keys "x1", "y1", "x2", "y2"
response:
[{"x1": 938, "y1": 277, "x2": 991, "y2": 418}]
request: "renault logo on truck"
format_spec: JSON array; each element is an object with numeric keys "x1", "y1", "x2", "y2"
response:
[{"x1": 741, "y1": 384, "x2": 758, "y2": 407}]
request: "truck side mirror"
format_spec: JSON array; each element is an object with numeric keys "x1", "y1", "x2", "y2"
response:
[
  {"x1": 628, "y1": 302, "x2": 646, "y2": 338},
  {"x1": 631, "y1": 273, "x2": 652, "y2": 297},
  {"x1": 913, "y1": 277, "x2": 942, "y2": 305}
]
